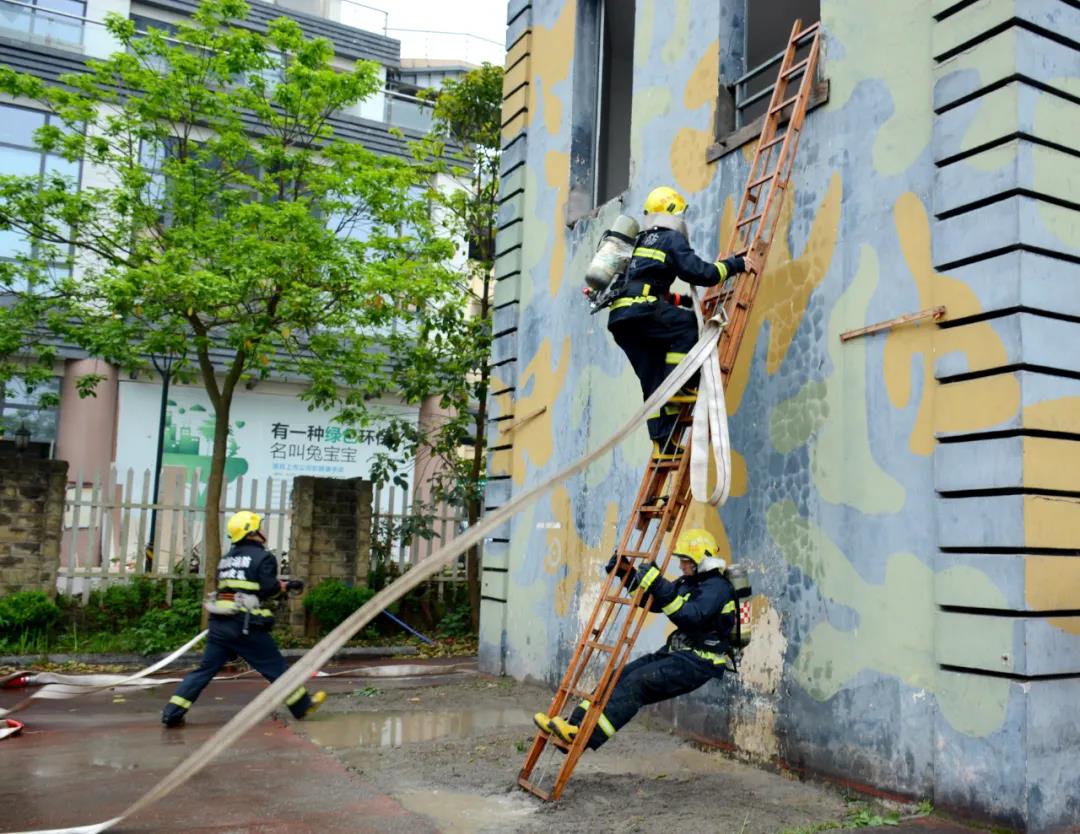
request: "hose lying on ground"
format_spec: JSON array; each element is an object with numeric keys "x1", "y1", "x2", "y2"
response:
[{"x1": 6, "y1": 315, "x2": 726, "y2": 834}]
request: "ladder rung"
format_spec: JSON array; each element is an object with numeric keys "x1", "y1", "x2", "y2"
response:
[
  {"x1": 747, "y1": 169, "x2": 777, "y2": 191},
  {"x1": 782, "y1": 57, "x2": 810, "y2": 79},
  {"x1": 586, "y1": 640, "x2": 618, "y2": 653},
  {"x1": 759, "y1": 132, "x2": 787, "y2": 152},
  {"x1": 736, "y1": 211, "x2": 764, "y2": 228},
  {"x1": 603, "y1": 595, "x2": 632, "y2": 605},
  {"x1": 518, "y1": 777, "x2": 551, "y2": 800},
  {"x1": 568, "y1": 687, "x2": 594, "y2": 700},
  {"x1": 619, "y1": 549, "x2": 652, "y2": 558},
  {"x1": 770, "y1": 94, "x2": 800, "y2": 114}
]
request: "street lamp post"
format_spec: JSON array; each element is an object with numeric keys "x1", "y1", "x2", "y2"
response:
[{"x1": 144, "y1": 352, "x2": 175, "y2": 572}]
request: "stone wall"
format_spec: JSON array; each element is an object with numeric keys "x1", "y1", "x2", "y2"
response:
[
  {"x1": 0, "y1": 458, "x2": 68, "y2": 597},
  {"x1": 286, "y1": 476, "x2": 373, "y2": 634}
]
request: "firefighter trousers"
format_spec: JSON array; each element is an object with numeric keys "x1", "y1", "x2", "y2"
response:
[
  {"x1": 568, "y1": 648, "x2": 718, "y2": 750},
  {"x1": 608, "y1": 302, "x2": 699, "y2": 443},
  {"x1": 162, "y1": 617, "x2": 312, "y2": 725}
]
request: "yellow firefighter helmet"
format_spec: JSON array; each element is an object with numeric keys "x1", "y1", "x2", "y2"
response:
[
  {"x1": 226, "y1": 510, "x2": 263, "y2": 543},
  {"x1": 644, "y1": 186, "x2": 688, "y2": 215}
]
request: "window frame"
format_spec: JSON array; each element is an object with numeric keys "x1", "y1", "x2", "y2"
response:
[
  {"x1": 0, "y1": 101, "x2": 82, "y2": 286},
  {"x1": 708, "y1": 2, "x2": 828, "y2": 162}
]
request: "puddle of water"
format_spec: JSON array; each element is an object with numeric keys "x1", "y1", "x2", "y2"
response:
[
  {"x1": 304, "y1": 708, "x2": 534, "y2": 749},
  {"x1": 394, "y1": 789, "x2": 535, "y2": 834}
]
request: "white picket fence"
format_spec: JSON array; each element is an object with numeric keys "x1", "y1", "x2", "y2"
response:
[
  {"x1": 370, "y1": 481, "x2": 468, "y2": 586},
  {"x1": 58, "y1": 466, "x2": 291, "y2": 602},
  {"x1": 57, "y1": 467, "x2": 469, "y2": 602}
]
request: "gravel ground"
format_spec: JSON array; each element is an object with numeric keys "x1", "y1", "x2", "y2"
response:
[{"x1": 296, "y1": 675, "x2": 897, "y2": 834}]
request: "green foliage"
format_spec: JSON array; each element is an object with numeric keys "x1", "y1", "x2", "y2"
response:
[
  {"x1": 0, "y1": 591, "x2": 60, "y2": 636},
  {"x1": 435, "y1": 599, "x2": 474, "y2": 638},
  {"x1": 302, "y1": 578, "x2": 375, "y2": 634},
  {"x1": 0, "y1": 579, "x2": 204, "y2": 655},
  {"x1": 0, "y1": 0, "x2": 478, "y2": 583},
  {"x1": 129, "y1": 596, "x2": 203, "y2": 654}
]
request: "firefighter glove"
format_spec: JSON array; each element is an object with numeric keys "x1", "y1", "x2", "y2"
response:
[
  {"x1": 604, "y1": 553, "x2": 634, "y2": 578},
  {"x1": 286, "y1": 579, "x2": 305, "y2": 593}
]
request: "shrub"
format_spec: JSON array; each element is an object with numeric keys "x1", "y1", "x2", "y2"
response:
[
  {"x1": 129, "y1": 596, "x2": 203, "y2": 654},
  {"x1": 435, "y1": 599, "x2": 474, "y2": 638},
  {"x1": 303, "y1": 579, "x2": 375, "y2": 634},
  {"x1": 0, "y1": 590, "x2": 61, "y2": 637}
]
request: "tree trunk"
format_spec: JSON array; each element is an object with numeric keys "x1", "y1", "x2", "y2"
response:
[{"x1": 199, "y1": 390, "x2": 235, "y2": 628}]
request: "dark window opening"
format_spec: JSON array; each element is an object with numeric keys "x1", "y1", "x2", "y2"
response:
[
  {"x1": 569, "y1": 0, "x2": 635, "y2": 220},
  {"x1": 711, "y1": 0, "x2": 823, "y2": 157}
]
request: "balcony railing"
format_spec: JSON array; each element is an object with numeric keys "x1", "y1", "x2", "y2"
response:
[{"x1": 383, "y1": 88, "x2": 433, "y2": 134}]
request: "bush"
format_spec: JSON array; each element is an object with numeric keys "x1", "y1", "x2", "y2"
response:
[
  {"x1": 303, "y1": 579, "x2": 374, "y2": 634},
  {"x1": 129, "y1": 596, "x2": 203, "y2": 654},
  {"x1": 435, "y1": 599, "x2": 474, "y2": 638},
  {"x1": 0, "y1": 590, "x2": 61, "y2": 637}
]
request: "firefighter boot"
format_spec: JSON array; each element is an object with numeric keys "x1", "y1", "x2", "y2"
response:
[
  {"x1": 303, "y1": 691, "x2": 327, "y2": 718},
  {"x1": 651, "y1": 440, "x2": 686, "y2": 461}
]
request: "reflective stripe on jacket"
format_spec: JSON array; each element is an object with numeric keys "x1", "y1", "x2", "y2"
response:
[
  {"x1": 213, "y1": 541, "x2": 282, "y2": 628},
  {"x1": 636, "y1": 567, "x2": 736, "y2": 672},
  {"x1": 608, "y1": 226, "x2": 744, "y2": 321}
]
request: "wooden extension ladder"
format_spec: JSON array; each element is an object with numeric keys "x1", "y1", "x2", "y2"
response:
[{"x1": 517, "y1": 20, "x2": 822, "y2": 801}]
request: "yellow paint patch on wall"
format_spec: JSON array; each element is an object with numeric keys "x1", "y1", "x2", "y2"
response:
[
  {"x1": 1025, "y1": 495, "x2": 1080, "y2": 550},
  {"x1": 527, "y1": 0, "x2": 577, "y2": 137},
  {"x1": 1024, "y1": 436, "x2": 1080, "y2": 493},
  {"x1": 884, "y1": 193, "x2": 1019, "y2": 453},
  {"x1": 543, "y1": 486, "x2": 619, "y2": 618},
  {"x1": 661, "y1": 0, "x2": 690, "y2": 65},
  {"x1": 725, "y1": 174, "x2": 842, "y2": 417},
  {"x1": 681, "y1": 501, "x2": 732, "y2": 561},
  {"x1": 824, "y1": 0, "x2": 932, "y2": 174},
  {"x1": 1026, "y1": 556, "x2": 1080, "y2": 633},
  {"x1": 669, "y1": 40, "x2": 720, "y2": 196},
  {"x1": 544, "y1": 150, "x2": 571, "y2": 296},
  {"x1": 510, "y1": 336, "x2": 572, "y2": 485},
  {"x1": 1024, "y1": 397, "x2": 1080, "y2": 435},
  {"x1": 931, "y1": 374, "x2": 1020, "y2": 438}
]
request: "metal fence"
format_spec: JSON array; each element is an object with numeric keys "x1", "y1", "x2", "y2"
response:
[{"x1": 58, "y1": 467, "x2": 291, "y2": 602}]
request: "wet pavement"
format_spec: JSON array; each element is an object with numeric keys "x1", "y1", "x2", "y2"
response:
[
  {"x1": 2, "y1": 657, "x2": 997, "y2": 834},
  {"x1": 2, "y1": 658, "x2": 474, "y2": 833}
]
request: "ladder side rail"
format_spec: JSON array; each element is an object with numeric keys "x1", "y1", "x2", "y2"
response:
[
  {"x1": 552, "y1": 495, "x2": 698, "y2": 799},
  {"x1": 521, "y1": 22, "x2": 823, "y2": 799},
  {"x1": 725, "y1": 19, "x2": 804, "y2": 248}
]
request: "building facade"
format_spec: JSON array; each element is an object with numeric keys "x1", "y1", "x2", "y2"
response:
[
  {"x1": 481, "y1": 0, "x2": 1080, "y2": 830},
  {"x1": 0, "y1": 0, "x2": 464, "y2": 566}
]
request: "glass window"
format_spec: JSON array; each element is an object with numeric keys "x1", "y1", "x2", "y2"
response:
[
  {"x1": 1, "y1": 376, "x2": 60, "y2": 446},
  {"x1": 0, "y1": 106, "x2": 45, "y2": 147},
  {"x1": 0, "y1": 102, "x2": 81, "y2": 272}
]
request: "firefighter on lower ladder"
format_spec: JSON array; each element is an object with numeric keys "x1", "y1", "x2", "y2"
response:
[
  {"x1": 607, "y1": 186, "x2": 761, "y2": 460},
  {"x1": 533, "y1": 528, "x2": 736, "y2": 751},
  {"x1": 162, "y1": 511, "x2": 326, "y2": 727}
]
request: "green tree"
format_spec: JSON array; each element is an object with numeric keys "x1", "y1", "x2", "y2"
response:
[
  {"x1": 400, "y1": 63, "x2": 502, "y2": 631},
  {"x1": 0, "y1": 0, "x2": 475, "y2": 608}
]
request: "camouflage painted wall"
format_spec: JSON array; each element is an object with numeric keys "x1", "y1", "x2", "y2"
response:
[{"x1": 483, "y1": 1, "x2": 1080, "y2": 831}]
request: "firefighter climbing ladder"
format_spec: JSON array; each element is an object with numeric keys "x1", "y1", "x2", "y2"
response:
[{"x1": 517, "y1": 19, "x2": 822, "y2": 801}]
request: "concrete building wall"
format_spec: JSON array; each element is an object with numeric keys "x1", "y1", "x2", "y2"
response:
[{"x1": 482, "y1": 0, "x2": 1080, "y2": 830}]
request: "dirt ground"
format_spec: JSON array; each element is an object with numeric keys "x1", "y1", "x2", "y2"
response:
[{"x1": 296, "y1": 674, "x2": 902, "y2": 834}]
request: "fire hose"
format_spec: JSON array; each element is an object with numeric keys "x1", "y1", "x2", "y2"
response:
[{"x1": 5, "y1": 312, "x2": 730, "y2": 834}]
